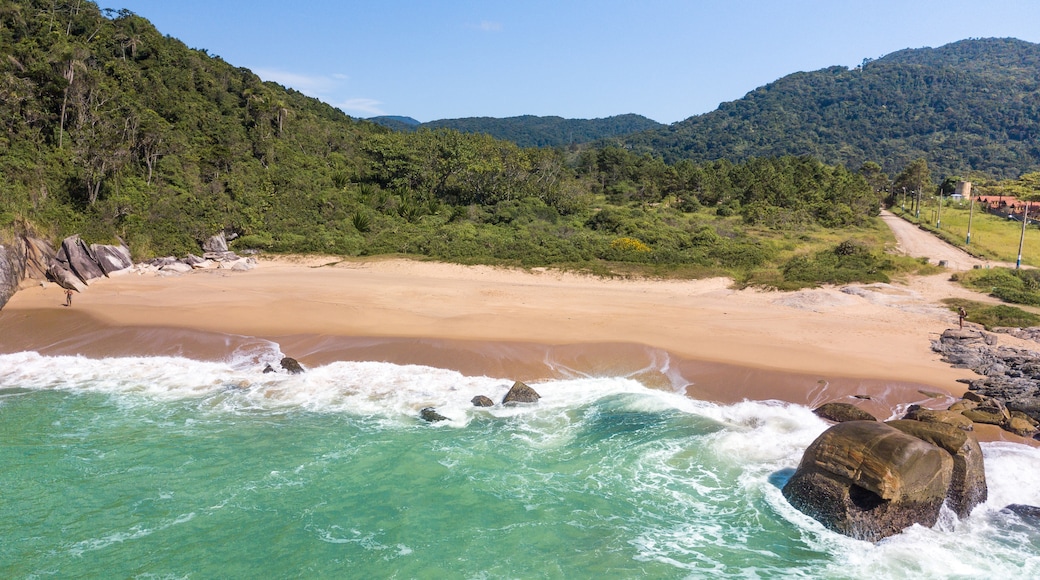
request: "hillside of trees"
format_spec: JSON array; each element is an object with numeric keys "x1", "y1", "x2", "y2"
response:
[
  {"x1": 621, "y1": 38, "x2": 1040, "y2": 180},
  {"x1": 5, "y1": 0, "x2": 1012, "y2": 289},
  {"x1": 370, "y1": 114, "x2": 664, "y2": 148}
]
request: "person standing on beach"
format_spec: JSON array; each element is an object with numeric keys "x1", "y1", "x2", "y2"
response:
[
  {"x1": 65, "y1": 288, "x2": 73, "y2": 307},
  {"x1": 958, "y1": 306, "x2": 967, "y2": 329}
]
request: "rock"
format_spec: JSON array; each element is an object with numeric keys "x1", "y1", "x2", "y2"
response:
[
  {"x1": 280, "y1": 357, "x2": 305, "y2": 374},
  {"x1": 47, "y1": 262, "x2": 86, "y2": 291},
  {"x1": 502, "y1": 381, "x2": 541, "y2": 404},
  {"x1": 159, "y1": 262, "x2": 193, "y2": 274},
  {"x1": 961, "y1": 400, "x2": 1011, "y2": 427},
  {"x1": 56, "y1": 235, "x2": 105, "y2": 284},
  {"x1": 471, "y1": 395, "x2": 495, "y2": 407},
  {"x1": 203, "y1": 232, "x2": 228, "y2": 253},
  {"x1": 781, "y1": 421, "x2": 954, "y2": 542},
  {"x1": 0, "y1": 240, "x2": 27, "y2": 311},
  {"x1": 1002, "y1": 504, "x2": 1040, "y2": 526},
  {"x1": 262, "y1": 364, "x2": 276, "y2": 374},
  {"x1": 813, "y1": 402, "x2": 877, "y2": 423},
  {"x1": 947, "y1": 400, "x2": 977, "y2": 413},
  {"x1": 23, "y1": 236, "x2": 55, "y2": 282},
  {"x1": 420, "y1": 407, "x2": 449, "y2": 422},
  {"x1": 91, "y1": 243, "x2": 133, "y2": 275},
  {"x1": 886, "y1": 419, "x2": 987, "y2": 518},
  {"x1": 904, "y1": 406, "x2": 975, "y2": 431},
  {"x1": 1007, "y1": 415, "x2": 1038, "y2": 437}
]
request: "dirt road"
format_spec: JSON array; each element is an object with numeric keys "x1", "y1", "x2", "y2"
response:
[{"x1": 880, "y1": 210, "x2": 991, "y2": 271}]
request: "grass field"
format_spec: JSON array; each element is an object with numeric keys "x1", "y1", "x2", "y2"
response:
[{"x1": 891, "y1": 198, "x2": 1040, "y2": 267}]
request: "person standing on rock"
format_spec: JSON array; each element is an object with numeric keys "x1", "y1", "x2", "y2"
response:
[
  {"x1": 958, "y1": 307, "x2": 967, "y2": 329},
  {"x1": 64, "y1": 288, "x2": 73, "y2": 307}
]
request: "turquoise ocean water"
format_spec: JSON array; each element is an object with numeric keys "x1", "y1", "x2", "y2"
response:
[{"x1": 2, "y1": 345, "x2": 1040, "y2": 578}]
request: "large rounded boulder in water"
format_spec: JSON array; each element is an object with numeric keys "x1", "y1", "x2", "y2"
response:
[{"x1": 782, "y1": 420, "x2": 953, "y2": 542}]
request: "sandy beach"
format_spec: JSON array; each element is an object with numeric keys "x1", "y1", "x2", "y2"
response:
[{"x1": 3, "y1": 255, "x2": 1035, "y2": 437}]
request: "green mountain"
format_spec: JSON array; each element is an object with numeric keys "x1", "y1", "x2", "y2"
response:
[
  {"x1": 372, "y1": 114, "x2": 664, "y2": 148},
  {"x1": 622, "y1": 38, "x2": 1040, "y2": 179}
]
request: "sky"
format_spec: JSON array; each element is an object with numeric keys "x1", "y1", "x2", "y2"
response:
[{"x1": 98, "y1": 1, "x2": 1040, "y2": 124}]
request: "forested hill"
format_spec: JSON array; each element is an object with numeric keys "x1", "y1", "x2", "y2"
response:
[
  {"x1": 622, "y1": 38, "x2": 1040, "y2": 179},
  {"x1": 370, "y1": 114, "x2": 664, "y2": 148}
]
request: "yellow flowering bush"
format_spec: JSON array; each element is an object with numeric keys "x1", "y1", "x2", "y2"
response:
[{"x1": 610, "y1": 237, "x2": 651, "y2": 253}]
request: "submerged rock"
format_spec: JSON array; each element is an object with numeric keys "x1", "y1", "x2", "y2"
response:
[
  {"x1": 502, "y1": 381, "x2": 541, "y2": 404},
  {"x1": 420, "y1": 407, "x2": 449, "y2": 422}
]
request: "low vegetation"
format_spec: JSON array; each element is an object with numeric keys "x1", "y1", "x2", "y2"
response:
[{"x1": 941, "y1": 298, "x2": 1040, "y2": 330}]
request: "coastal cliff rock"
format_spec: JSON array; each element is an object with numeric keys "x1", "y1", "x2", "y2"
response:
[
  {"x1": 813, "y1": 402, "x2": 877, "y2": 423},
  {"x1": 502, "y1": 381, "x2": 541, "y2": 404},
  {"x1": 885, "y1": 419, "x2": 987, "y2": 518},
  {"x1": 782, "y1": 420, "x2": 953, "y2": 541},
  {"x1": 0, "y1": 239, "x2": 27, "y2": 311}
]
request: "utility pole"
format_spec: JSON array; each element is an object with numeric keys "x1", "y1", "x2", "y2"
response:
[
  {"x1": 1017, "y1": 202, "x2": 1029, "y2": 269},
  {"x1": 915, "y1": 190, "x2": 921, "y2": 219},
  {"x1": 936, "y1": 189, "x2": 943, "y2": 228},
  {"x1": 966, "y1": 194, "x2": 975, "y2": 245},
  {"x1": 901, "y1": 187, "x2": 906, "y2": 212}
]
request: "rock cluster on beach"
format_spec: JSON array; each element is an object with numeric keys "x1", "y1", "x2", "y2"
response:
[
  {"x1": 0, "y1": 231, "x2": 255, "y2": 311},
  {"x1": 931, "y1": 328, "x2": 1040, "y2": 438}
]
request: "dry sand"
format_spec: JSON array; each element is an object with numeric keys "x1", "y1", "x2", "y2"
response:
[{"x1": 3, "y1": 255, "x2": 1035, "y2": 439}]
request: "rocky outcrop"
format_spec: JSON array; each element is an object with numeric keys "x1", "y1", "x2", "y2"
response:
[
  {"x1": 932, "y1": 327, "x2": 1040, "y2": 437},
  {"x1": 813, "y1": 402, "x2": 877, "y2": 423},
  {"x1": 885, "y1": 419, "x2": 987, "y2": 518},
  {"x1": 1002, "y1": 504, "x2": 1040, "y2": 526},
  {"x1": 55, "y1": 235, "x2": 106, "y2": 284},
  {"x1": 471, "y1": 395, "x2": 495, "y2": 407},
  {"x1": 502, "y1": 381, "x2": 541, "y2": 404},
  {"x1": 0, "y1": 239, "x2": 27, "y2": 311},
  {"x1": 782, "y1": 420, "x2": 954, "y2": 542}
]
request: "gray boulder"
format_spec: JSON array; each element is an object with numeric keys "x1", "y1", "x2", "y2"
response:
[
  {"x1": 47, "y1": 262, "x2": 86, "y2": 292},
  {"x1": 502, "y1": 381, "x2": 541, "y2": 404},
  {"x1": 782, "y1": 421, "x2": 953, "y2": 541},
  {"x1": 91, "y1": 243, "x2": 133, "y2": 275},
  {"x1": 56, "y1": 235, "x2": 106, "y2": 284},
  {"x1": 203, "y1": 232, "x2": 228, "y2": 253}
]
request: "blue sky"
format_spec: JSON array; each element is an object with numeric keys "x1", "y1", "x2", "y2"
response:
[{"x1": 99, "y1": 1, "x2": 1040, "y2": 124}]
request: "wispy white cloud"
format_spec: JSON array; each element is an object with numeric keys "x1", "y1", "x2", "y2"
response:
[
  {"x1": 336, "y1": 98, "x2": 385, "y2": 117},
  {"x1": 470, "y1": 20, "x2": 502, "y2": 32},
  {"x1": 250, "y1": 68, "x2": 380, "y2": 117},
  {"x1": 252, "y1": 68, "x2": 342, "y2": 96}
]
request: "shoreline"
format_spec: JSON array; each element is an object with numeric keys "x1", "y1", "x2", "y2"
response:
[{"x1": 1, "y1": 255, "x2": 1034, "y2": 443}]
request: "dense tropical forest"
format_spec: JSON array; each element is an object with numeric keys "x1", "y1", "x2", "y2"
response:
[
  {"x1": 620, "y1": 38, "x2": 1040, "y2": 179},
  {"x1": 370, "y1": 114, "x2": 664, "y2": 148},
  {"x1": 1, "y1": 1, "x2": 1038, "y2": 288}
]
